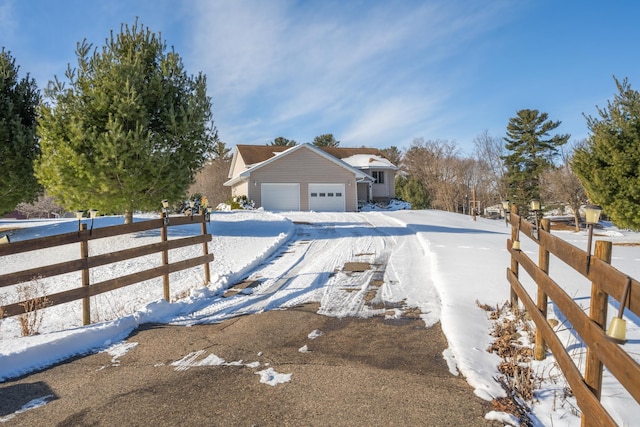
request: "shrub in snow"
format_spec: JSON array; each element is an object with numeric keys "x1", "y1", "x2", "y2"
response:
[{"x1": 226, "y1": 195, "x2": 255, "y2": 210}]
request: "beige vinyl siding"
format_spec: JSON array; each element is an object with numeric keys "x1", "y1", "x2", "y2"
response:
[
  {"x1": 247, "y1": 179, "x2": 259, "y2": 204},
  {"x1": 371, "y1": 169, "x2": 396, "y2": 200},
  {"x1": 251, "y1": 147, "x2": 357, "y2": 211},
  {"x1": 232, "y1": 181, "x2": 249, "y2": 198},
  {"x1": 357, "y1": 183, "x2": 369, "y2": 202},
  {"x1": 230, "y1": 154, "x2": 248, "y2": 178}
]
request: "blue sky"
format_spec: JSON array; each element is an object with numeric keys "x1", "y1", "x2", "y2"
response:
[{"x1": 2, "y1": 0, "x2": 639, "y2": 155}]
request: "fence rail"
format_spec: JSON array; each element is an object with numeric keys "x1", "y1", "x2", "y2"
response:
[
  {"x1": 0, "y1": 214, "x2": 213, "y2": 325},
  {"x1": 506, "y1": 209, "x2": 639, "y2": 427}
]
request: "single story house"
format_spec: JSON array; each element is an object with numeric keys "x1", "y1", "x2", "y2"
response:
[{"x1": 224, "y1": 143, "x2": 399, "y2": 212}]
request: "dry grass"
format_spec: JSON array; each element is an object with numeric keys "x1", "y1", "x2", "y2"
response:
[
  {"x1": 493, "y1": 376, "x2": 533, "y2": 426},
  {"x1": 479, "y1": 300, "x2": 536, "y2": 425},
  {"x1": 17, "y1": 279, "x2": 52, "y2": 336},
  {"x1": 173, "y1": 288, "x2": 192, "y2": 302}
]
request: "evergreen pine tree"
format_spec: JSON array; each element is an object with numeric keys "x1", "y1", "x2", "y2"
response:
[
  {"x1": 380, "y1": 146, "x2": 402, "y2": 166},
  {"x1": 395, "y1": 176, "x2": 429, "y2": 209},
  {"x1": 268, "y1": 137, "x2": 297, "y2": 146},
  {"x1": 312, "y1": 134, "x2": 340, "y2": 147},
  {"x1": 0, "y1": 49, "x2": 41, "y2": 215},
  {"x1": 35, "y1": 20, "x2": 216, "y2": 223},
  {"x1": 211, "y1": 140, "x2": 232, "y2": 160},
  {"x1": 502, "y1": 109, "x2": 569, "y2": 212},
  {"x1": 572, "y1": 77, "x2": 640, "y2": 230}
]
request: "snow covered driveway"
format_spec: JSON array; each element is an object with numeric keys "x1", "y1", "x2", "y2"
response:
[{"x1": 171, "y1": 212, "x2": 441, "y2": 327}]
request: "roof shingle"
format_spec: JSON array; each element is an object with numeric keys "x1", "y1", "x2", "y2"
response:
[{"x1": 236, "y1": 144, "x2": 389, "y2": 165}]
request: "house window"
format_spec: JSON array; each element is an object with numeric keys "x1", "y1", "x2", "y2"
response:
[
  {"x1": 311, "y1": 192, "x2": 318, "y2": 197},
  {"x1": 328, "y1": 193, "x2": 334, "y2": 197},
  {"x1": 372, "y1": 171, "x2": 384, "y2": 184}
]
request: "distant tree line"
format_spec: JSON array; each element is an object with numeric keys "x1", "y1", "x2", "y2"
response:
[
  {"x1": 391, "y1": 85, "x2": 640, "y2": 232},
  {"x1": 392, "y1": 111, "x2": 580, "y2": 224}
]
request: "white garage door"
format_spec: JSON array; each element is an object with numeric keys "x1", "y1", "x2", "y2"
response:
[
  {"x1": 309, "y1": 184, "x2": 346, "y2": 212},
  {"x1": 261, "y1": 183, "x2": 300, "y2": 211}
]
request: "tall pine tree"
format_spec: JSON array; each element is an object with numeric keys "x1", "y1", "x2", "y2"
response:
[
  {"x1": 572, "y1": 77, "x2": 640, "y2": 230},
  {"x1": 312, "y1": 134, "x2": 340, "y2": 147},
  {"x1": 35, "y1": 20, "x2": 217, "y2": 223},
  {"x1": 502, "y1": 109, "x2": 569, "y2": 212},
  {"x1": 268, "y1": 136, "x2": 297, "y2": 146},
  {"x1": 211, "y1": 140, "x2": 232, "y2": 160},
  {"x1": 0, "y1": 49, "x2": 41, "y2": 215},
  {"x1": 380, "y1": 146, "x2": 403, "y2": 166}
]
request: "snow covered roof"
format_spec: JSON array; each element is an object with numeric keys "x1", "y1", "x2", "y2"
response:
[{"x1": 341, "y1": 154, "x2": 398, "y2": 170}]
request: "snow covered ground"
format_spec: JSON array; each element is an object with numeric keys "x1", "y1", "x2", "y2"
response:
[{"x1": 1, "y1": 209, "x2": 639, "y2": 426}]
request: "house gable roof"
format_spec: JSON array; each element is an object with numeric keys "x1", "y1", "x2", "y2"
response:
[
  {"x1": 234, "y1": 144, "x2": 396, "y2": 166},
  {"x1": 227, "y1": 145, "x2": 290, "y2": 178},
  {"x1": 235, "y1": 144, "x2": 290, "y2": 166},
  {"x1": 224, "y1": 143, "x2": 373, "y2": 187}
]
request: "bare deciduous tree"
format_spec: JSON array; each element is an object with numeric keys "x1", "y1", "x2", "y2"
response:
[
  {"x1": 540, "y1": 143, "x2": 588, "y2": 231},
  {"x1": 403, "y1": 138, "x2": 463, "y2": 212},
  {"x1": 16, "y1": 195, "x2": 63, "y2": 218},
  {"x1": 401, "y1": 136, "x2": 505, "y2": 216},
  {"x1": 473, "y1": 129, "x2": 506, "y2": 201},
  {"x1": 188, "y1": 158, "x2": 232, "y2": 207}
]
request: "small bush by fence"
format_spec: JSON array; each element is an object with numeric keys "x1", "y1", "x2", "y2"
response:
[
  {"x1": 0, "y1": 213, "x2": 213, "y2": 328},
  {"x1": 506, "y1": 208, "x2": 639, "y2": 426}
]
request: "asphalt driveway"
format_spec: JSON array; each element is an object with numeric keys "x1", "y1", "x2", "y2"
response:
[{"x1": 0, "y1": 303, "x2": 500, "y2": 426}]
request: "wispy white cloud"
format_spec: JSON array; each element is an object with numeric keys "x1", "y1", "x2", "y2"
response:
[
  {"x1": 190, "y1": 1, "x2": 290, "y2": 99},
  {"x1": 341, "y1": 95, "x2": 442, "y2": 147},
  {"x1": 188, "y1": 0, "x2": 514, "y2": 148},
  {"x1": 0, "y1": 0, "x2": 17, "y2": 45}
]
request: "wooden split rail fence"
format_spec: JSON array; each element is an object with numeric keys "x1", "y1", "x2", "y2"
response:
[
  {"x1": 506, "y1": 208, "x2": 639, "y2": 427},
  {"x1": 0, "y1": 213, "x2": 213, "y2": 326}
]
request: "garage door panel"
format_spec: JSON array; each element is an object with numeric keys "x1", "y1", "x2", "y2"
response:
[
  {"x1": 309, "y1": 184, "x2": 345, "y2": 212},
  {"x1": 261, "y1": 183, "x2": 300, "y2": 211}
]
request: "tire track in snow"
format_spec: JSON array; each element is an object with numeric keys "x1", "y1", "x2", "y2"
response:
[
  {"x1": 361, "y1": 213, "x2": 442, "y2": 326},
  {"x1": 170, "y1": 213, "x2": 436, "y2": 325},
  {"x1": 170, "y1": 228, "x2": 317, "y2": 324}
]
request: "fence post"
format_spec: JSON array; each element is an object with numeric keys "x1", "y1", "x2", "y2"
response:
[
  {"x1": 583, "y1": 240, "x2": 612, "y2": 403},
  {"x1": 509, "y1": 205, "x2": 520, "y2": 307},
  {"x1": 201, "y1": 215, "x2": 211, "y2": 284},
  {"x1": 534, "y1": 218, "x2": 551, "y2": 360},
  {"x1": 161, "y1": 213, "x2": 170, "y2": 301},
  {"x1": 80, "y1": 223, "x2": 90, "y2": 326}
]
